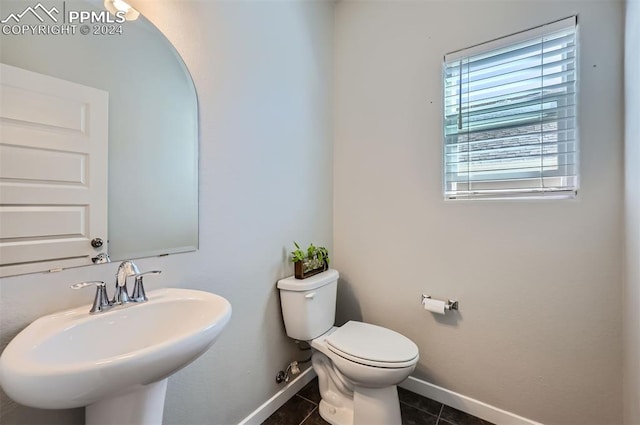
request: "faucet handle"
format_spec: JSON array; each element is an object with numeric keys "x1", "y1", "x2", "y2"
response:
[
  {"x1": 131, "y1": 270, "x2": 161, "y2": 303},
  {"x1": 70, "y1": 280, "x2": 105, "y2": 290},
  {"x1": 71, "y1": 281, "x2": 112, "y2": 314}
]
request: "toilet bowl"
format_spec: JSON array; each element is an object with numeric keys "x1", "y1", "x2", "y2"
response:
[
  {"x1": 277, "y1": 270, "x2": 419, "y2": 425},
  {"x1": 310, "y1": 322, "x2": 418, "y2": 425}
]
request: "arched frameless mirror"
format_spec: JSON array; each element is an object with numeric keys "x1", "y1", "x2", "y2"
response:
[{"x1": 0, "y1": 0, "x2": 198, "y2": 277}]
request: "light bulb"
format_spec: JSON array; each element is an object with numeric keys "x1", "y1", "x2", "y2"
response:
[
  {"x1": 104, "y1": 0, "x2": 139, "y2": 21},
  {"x1": 112, "y1": 0, "x2": 131, "y2": 13}
]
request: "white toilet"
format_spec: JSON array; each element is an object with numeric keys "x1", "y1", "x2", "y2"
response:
[{"x1": 277, "y1": 269, "x2": 419, "y2": 425}]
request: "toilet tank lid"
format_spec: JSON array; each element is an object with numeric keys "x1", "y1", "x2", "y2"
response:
[{"x1": 277, "y1": 269, "x2": 339, "y2": 291}]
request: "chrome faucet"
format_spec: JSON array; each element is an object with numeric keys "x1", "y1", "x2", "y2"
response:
[
  {"x1": 71, "y1": 260, "x2": 162, "y2": 314},
  {"x1": 131, "y1": 270, "x2": 161, "y2": 302},
  {"x1": 113, "y1": 260, "x2": 139, "y2": 305},
  {"x1": 70, "y1": 281, "x2": 112, "y2": 314}
]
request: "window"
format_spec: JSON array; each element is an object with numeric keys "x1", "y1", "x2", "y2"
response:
[{"x1": 443, "y1": 17, "x2": 578, "y2": 200}]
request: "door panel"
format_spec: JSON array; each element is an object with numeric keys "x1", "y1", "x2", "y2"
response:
[
  {"x1": 0, "y1": 63, "x2": 108, "y2": 276},
  {"x1": 0, "y1": 145, "x2": 87, "y2": 184}
]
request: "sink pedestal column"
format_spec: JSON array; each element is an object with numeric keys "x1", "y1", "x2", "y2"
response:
[{"x1": 86, "y1": 379, "x2": 168, "y2": 425}]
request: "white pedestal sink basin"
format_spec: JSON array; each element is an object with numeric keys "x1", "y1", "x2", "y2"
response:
[{"x1": 0, "y1": 288, "x2": 232, "y2": 425}]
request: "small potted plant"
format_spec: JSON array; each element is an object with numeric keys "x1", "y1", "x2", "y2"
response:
[{"x1": 291, "y1": 241, "x2": 330, "y2": 279}]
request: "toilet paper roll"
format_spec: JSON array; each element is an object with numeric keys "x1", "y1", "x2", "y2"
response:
[{"x1": 422, "y1": 298, "x2": 446, "y2": 315}]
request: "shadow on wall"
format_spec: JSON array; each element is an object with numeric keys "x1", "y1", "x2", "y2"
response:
[
  {"x1": 336, "y1": 277, "x2": 363, "y2": 326},
  {"x1": 433, "y1": 308, "x2": 463, "y2": 327}
]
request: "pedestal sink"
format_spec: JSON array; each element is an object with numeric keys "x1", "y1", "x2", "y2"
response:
[{"x1": 0, "y1": 288, "x2": 232, "y2": 425}]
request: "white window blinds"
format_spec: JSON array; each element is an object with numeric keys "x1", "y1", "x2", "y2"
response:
[{"x1": 443, "y1": 17, "x2": 578, "y2": 200}]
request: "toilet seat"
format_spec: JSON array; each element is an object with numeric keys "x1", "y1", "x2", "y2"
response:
[{"x1": 325, "y1": 321, "x2": 419, "y2": 369}]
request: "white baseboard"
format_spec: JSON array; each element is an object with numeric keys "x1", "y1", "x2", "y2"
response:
[
  {"x1": 238, "y1": 370, "x2": 540, "y2": 425},
  {"x1": 399, "y1": 376, "x2": 542, "y2": 425},
  {"x1": 238, "y1": 367, "x2": 317, "y2": 425}
]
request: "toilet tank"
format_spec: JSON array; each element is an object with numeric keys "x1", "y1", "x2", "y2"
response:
[{"x1": 277, "y1": 269, "x2": 338, "y2": 340}]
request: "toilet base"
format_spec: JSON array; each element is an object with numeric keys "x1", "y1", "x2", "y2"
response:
[
  {"x1": 319, "y1": 399, "x2": 354, "y2": 425},
  {"x1": 313, "y1": 350, "x2": 403, "y2": 425},
  {"x1": 317, "y1": 385, "x2": 402, "y2": 425},
  {"x1": 353, "y1": 386, "x2": 401, "y2": 425}
]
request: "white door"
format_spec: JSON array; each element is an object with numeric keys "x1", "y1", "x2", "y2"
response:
[{"x1": 0, "y1": 64, "x2": 108, "y2": 277}]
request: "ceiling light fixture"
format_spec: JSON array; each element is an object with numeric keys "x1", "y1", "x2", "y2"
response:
[{"x1": 104, "y1": 0, "x2": 140, "y2": 21}]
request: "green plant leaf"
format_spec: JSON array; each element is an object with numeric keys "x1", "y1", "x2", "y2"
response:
[{"x1": 290, "y1": 241, "x2": 329, "y2": 266}]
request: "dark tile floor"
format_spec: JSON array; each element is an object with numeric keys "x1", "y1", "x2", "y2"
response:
[{"x1": 262, "y1": 378, "x2": 494, "y2": 425}]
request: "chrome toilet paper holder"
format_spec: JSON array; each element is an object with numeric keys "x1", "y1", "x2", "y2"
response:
[{"x1": 421, "y1": 294, "x2": 459, "y2": 311}]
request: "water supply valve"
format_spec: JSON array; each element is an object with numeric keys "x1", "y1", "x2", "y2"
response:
[{"x1": 275, "y1": 361, "x2": 301, "y2": 384}]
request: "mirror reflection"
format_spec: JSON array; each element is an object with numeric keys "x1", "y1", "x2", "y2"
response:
[{"x1": 0, "y1": 0, "x2": 198, "y2": 277}]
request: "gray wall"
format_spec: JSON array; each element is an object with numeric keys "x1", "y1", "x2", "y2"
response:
[
  {"x1": 624, "y1": 1, "x2": 640, "y2": 423},
  {"x1": 333, "y1": 1, "x2": 624, "y2": 424},
  {"x1": 0, "y1": 1, "x2": 334, "y2": 424}
]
